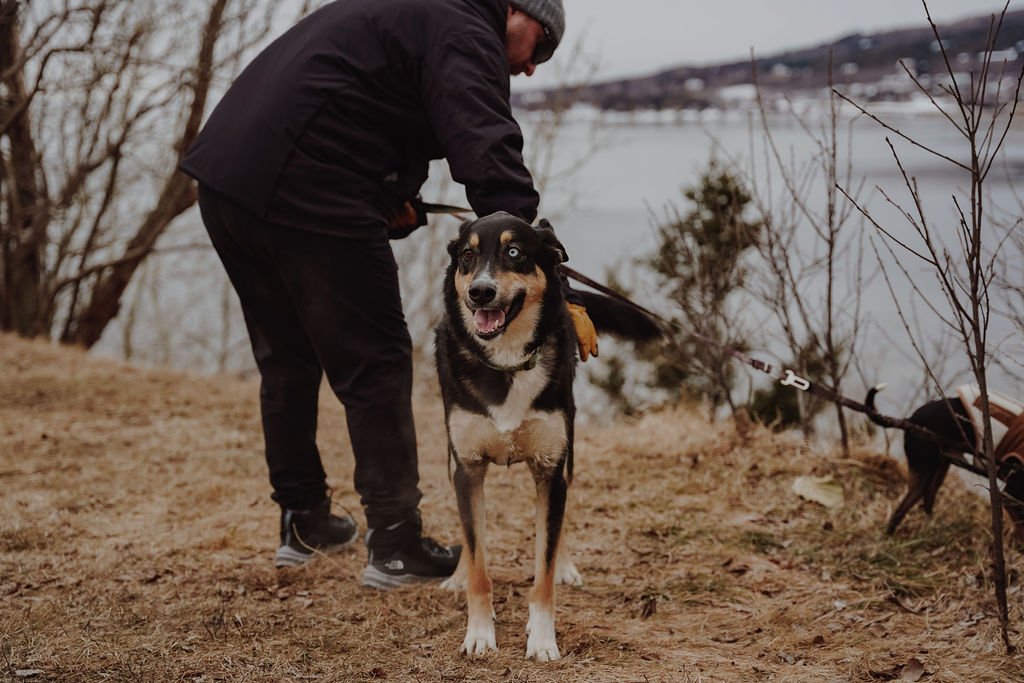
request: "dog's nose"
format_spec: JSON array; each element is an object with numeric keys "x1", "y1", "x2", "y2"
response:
[{"x1": 468, "y1": 281, "x2": 496, "y2": 305}]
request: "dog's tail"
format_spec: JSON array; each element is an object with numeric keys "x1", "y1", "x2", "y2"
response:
[
  {"x1": 578, "y1": 291, "x2": 663, "y2": 343},
  {"x1": 864, "y1": 383, "x2": 907, "y2": 430}
]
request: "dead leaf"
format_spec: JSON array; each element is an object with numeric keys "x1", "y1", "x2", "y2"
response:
[
  {"x1": 14, "y1": 671, "x2": 43, "y2": 679},
  {"x1": 901, "y1": 658, "x2": 925, "y2": 682},
  {"x1": 792, "y1": 475, "x2": 844, "y2": 508},
  {"x1": 867, "y1": 623, "x2": 889, "y2": 638}
]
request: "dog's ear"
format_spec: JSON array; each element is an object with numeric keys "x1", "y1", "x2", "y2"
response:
[
  {"x1": 534, "y1": 218, "x2": 568, "y2": 263},
  {"x1": 447, "y1": 218, "x2": 475, "y2": 258}
]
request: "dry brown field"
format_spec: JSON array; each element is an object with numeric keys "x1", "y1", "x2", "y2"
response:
[{"x1": 2, "y1": 333, "x2": 1021, "y2": 682}]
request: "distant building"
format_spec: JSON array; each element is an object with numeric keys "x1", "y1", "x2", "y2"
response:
[
  {"x1": 717, "y1": 84, "x2": 758, "y2": 103},
  {"x1": 984, "y1": 48, "x2": 1019, "y2": 62}
]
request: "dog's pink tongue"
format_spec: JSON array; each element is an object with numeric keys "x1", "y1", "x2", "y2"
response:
[{"x1": 474, "y1": 309, "x2": 506, "y2": 334}]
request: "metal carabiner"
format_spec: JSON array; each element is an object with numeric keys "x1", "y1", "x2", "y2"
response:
[{"x1": 780, "y1": 369, "x2": 810, "y2": 391}]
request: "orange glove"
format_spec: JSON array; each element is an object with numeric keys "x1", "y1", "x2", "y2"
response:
[{"x1": 567, "y1": 303, "x2": 598, "y2": 362}]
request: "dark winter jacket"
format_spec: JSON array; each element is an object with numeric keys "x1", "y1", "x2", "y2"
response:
[{"x1": 180, "y1": 0, "x2": 538, "y2": 234}]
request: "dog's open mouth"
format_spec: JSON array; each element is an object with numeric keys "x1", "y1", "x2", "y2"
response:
[{"x1": 471, "y1": 291, "x2": 525, "y2": 340}]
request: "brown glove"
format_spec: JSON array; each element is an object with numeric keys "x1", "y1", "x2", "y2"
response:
[{"x1": 567, "y1": 303, "x2": 598, "y2": 362}]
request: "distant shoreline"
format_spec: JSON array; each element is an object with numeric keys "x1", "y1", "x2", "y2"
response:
[{"x1": 515, "y1": 98, "x2": 999, "y2": 126}]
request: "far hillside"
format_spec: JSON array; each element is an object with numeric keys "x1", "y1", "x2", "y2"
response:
[{"x1": 514, "y1": 9, "x2": 1024, "y2": 111}]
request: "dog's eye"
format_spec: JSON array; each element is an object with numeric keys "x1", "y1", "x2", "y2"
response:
[
  {"x1": 460, "y1": 249, "x2": 475, "y2": 264},
  {"x1": 506, "y1": 246, "x2": 521, "y2": 259}
]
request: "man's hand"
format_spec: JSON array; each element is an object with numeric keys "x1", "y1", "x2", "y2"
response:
[
  {"x1": 386, "y1": 198, "x2": 426, "y2": 239},
  {"x1": 567, "y1": 303, "x2": 598, "y2": 362}
]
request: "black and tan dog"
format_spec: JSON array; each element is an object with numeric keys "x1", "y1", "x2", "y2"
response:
[
  {"x1": 434, "y1": 212, "x2": 659, "y2": 661},
  {"x1": 865, "y1": 385, "x2": 1024, "y2": 542}
]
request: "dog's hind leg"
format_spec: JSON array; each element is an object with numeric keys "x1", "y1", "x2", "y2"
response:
[
  {"x1": 1003, "y1": 470, "x2": 1024, "y2": 547},
  {"x1": 554, "y1": 538, "x2": 583, "y2": 587},
  {"x1": 887, "y1": 483, "x2": 925, "y2": 535},
  {"x1": 440, "y1": 545, "x2": 469, "y2": 592},
  {"x1": 887, "y1": 435, "x2": 940, "y2": 535},
  {"x1": 453, "y1": 461, "x2": 496, "y2": 656},
  {"x1": 921, "y1": 458, "x2": 951, "y2": 516},
  {"x1": 525, "y1": 460, "x2": 567, "y2": 662}
]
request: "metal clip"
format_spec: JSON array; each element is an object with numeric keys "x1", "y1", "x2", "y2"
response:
[{"x1": 780, "y1": 369, "x2": 810, "y2": 391}]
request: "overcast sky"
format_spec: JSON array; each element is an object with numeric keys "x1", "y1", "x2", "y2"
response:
[{"x1": 516, "y1": 0, "x2": 1017, "y2": 90}]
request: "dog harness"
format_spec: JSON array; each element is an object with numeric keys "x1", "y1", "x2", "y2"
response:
[
  {"x1": 957, "y1": 384, "x2": 1024, "y2": 475},
  {"x1": 479, "y1": 347, "x2": 541, "y2": 373}
]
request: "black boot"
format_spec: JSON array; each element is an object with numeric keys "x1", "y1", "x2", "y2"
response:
[
  {"x1": 275, "y1": 497, "x2": 359, "y2": 568},
  {"x1": 361, "y1": 512, "x2": 460, "y2": 589}
]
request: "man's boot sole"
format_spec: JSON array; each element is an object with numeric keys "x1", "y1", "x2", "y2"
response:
[
  {"x1": 360, "y1": 564, "x2": 449, "y2": 590},
  {"x1": 274, "y1": 535, "x2": 357, "y2": 568}
]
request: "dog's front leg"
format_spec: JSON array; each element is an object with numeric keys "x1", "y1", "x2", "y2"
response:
[
  {"x1": 453, "y1": 460, "x2": 495, "y2": 656},
  {"x1": 526, "y1": 460, "x2": 567, "y2": 662}
]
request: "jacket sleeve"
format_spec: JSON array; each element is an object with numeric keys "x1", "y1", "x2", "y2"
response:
[{"x1": 419, "y1": 27, "x2": 539, "y2": 223}]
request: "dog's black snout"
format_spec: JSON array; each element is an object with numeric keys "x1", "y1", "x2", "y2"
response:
[{"x1": 468, "y1": 281, "x2": 496, "y2": 305}]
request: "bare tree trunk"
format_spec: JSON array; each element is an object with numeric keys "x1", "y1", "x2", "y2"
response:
[
  {"x1": 823, "y1": 67, "x2": 850, "y2": 456},
  {"x1": 71, "y1": 174, "x2": 196, "y2": 347},
  {"x1": 0, "y1": 1, "x2": 47, "y2": 336},
  {"x1": 69, "y1": 0, "x2": 228, "y2": 348},
  {"x1": 967, "y1": 146, "x2": 1012, "y2": 652},
  {"x1": 1, "y1": 0, "x2": 280, "y2": 353}
]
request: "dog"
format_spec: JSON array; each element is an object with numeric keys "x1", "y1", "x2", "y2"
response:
[
  {"x1": 865, "y1": 384, "x2": 1024, "y2": 542},
  {"x1": 434, "y1": 212, "x2": 660, "y2": 661}
]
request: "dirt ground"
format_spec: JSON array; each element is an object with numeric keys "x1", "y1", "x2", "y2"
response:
[{"x1": 1, "y1": 333, "x2": 1022, "y2": 682}]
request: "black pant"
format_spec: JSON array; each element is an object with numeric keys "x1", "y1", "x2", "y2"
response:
[{"x1": 197, "y1": 186, "x2": 422, "y2": 528}]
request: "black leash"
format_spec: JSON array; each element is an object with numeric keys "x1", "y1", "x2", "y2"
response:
[{"x1": 559, "y1": 264, "x2": 1019, "y2": 482}]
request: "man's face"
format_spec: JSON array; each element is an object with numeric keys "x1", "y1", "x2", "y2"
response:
[{"x1": 505, "y1": 8, "x2": 548, "y2": 77}]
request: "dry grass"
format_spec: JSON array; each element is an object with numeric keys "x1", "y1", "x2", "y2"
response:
[{"x1": 1, "y1": 332, "x2": 1022, "y2": 682}]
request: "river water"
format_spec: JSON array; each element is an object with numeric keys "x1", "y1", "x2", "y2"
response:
[
  {"x1": 95, "y1": 103, "x2": 1024, "y2": 423},
  {"x1": 510, "y1": 105, "x2": 1024, "y2": 418}
]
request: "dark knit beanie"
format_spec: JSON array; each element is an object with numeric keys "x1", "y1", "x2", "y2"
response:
[{"x1": 510, "y1": 0, "x2": 565, "y2": 60}]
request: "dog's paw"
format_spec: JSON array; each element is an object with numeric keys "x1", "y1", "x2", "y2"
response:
[
  {"x1": 460, "y1": 623, "x2": 497, "y2": 657},
  {"x1": 554, "y1": 560, "x2": 583, "y2": 587},
  {"x1": 525, "y1": 633, "x2": 560, "y2": 662},
  {"x1": 440, "y1": 574, "x2": 466, "y2": 592},
  {"x1": 525, "y1": 604, "x2": 560, "y2": 661}
]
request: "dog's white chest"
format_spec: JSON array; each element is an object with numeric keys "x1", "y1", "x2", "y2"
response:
[
  {"x1": 448, "y1": 405, "x2": 567, "y2": 468},
  {"x1": 489, "y1": 363, "x2": 549, "y2": 433}
]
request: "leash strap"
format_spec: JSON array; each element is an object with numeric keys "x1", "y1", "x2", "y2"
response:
[{"x1": 558, "y1": 264, "x2": 1018, "y2": 482}]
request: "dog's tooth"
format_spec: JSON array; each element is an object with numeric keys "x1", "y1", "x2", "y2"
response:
[{"x1": 474, "y1": 309, "x2": 506, "y2": 332}]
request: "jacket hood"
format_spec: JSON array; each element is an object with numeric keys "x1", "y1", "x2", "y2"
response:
[{"x1": 464, "y1": 0, "x2": 509, "y2": 37}]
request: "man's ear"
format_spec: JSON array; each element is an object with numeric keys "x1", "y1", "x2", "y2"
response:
[
  {"x1": 535, "y1": 219, "x2": 568, "y2": 263},
  {"x1": 448, "y1": 219, "x2": 475, "y2": 257}
]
